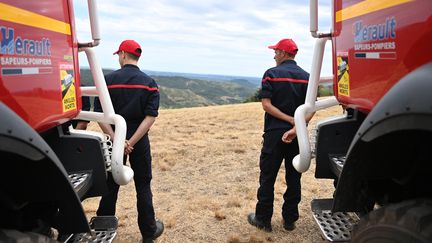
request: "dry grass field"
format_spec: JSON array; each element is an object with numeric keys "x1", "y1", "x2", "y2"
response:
[{"x1": 83, "y1": 102, "x2": 342, "y2": 243}]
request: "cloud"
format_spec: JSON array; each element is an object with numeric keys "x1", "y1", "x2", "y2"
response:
[{"x1": 74, "y1": 0, "x2": 333, "y2": 77}]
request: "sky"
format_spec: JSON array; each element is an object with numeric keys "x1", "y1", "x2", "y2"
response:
[{"x1": 73, "y1": 0, "x2": 333, "y2": 78}]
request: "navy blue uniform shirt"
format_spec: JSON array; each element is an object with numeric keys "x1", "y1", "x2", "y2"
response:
[
  {"x1": 259, "y1": 60, "x2": 309, "y2": 132},
  {"x1": 94, "y1": 64, "x2": 160, "y2": 125}
]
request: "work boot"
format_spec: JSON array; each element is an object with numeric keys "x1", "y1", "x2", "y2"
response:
[
  {"x1": 283, "y1": 221, "x2": 296, "y2": 231},
  {"x1": 247, "y1": 213, "x2": 272, "y2": 232},
  {"x1": 142, "y1": 220, "x2": 164, "y2": 243}
]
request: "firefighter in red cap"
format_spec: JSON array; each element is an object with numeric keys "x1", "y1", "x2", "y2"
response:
[
  {"x1": 94, "y1": 40, "x2": 164, "y2": 242},
  {"x1": 248, "y1": 38, "x2": 313, "y2": 232}
]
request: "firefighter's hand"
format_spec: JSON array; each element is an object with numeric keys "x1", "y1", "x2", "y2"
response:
[
  {"x1": 124, "y1": 140, "x2": 134, "y2": 155},
  {"x1": 282, "y1": 128, "x2": 297, "y2": 143}
]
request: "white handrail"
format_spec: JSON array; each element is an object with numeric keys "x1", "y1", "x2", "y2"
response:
[
  {"x1": 310, "y1": 0, "x2": 318, "y2": 35},
  {"x1": 77, "y1": 48, "x2": 134, "y2": 185},
  {"x1": 293, "y1": 97, "x2": 338, "y2": 172},
  {"x1": 73, "y1": 0, "x2": 133, "y2": 185},
  {"x1": 88, "y1": 0, "x2": 100, "y2": 42},
  {"x1": 292, "y1": 37, "x2": 339, "y2": 173},
  {"x1": 80, "y1": 86, "x2": 98, "y2": 96},
  {"x1": 310, "y1": 0, "x2": 331, "y2": 38},
  {"x1": 78, "y1": 0, "x2": 100, "y2": 47}
]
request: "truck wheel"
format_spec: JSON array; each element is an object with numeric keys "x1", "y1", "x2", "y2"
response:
[
  {"x1": 351, "y1": 199, "x2": 432, "y2": 243},
  {"x1": 0, "y1": 229, "x2": 57, "y2": 243}
]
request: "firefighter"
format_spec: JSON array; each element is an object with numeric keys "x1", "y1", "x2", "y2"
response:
[
  {"x1": 248, "y1": 38, "x2": 313, "y2": 232},
  {"x1": 93, "y1": 40, "x2": 164, "y2": 242}
]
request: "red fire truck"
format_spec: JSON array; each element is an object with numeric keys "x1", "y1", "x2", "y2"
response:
[
  {"x1": 293, "y1": 0, "x2": 432, "y2": 242},
  {"x1": 0, "y1": 1, "x2": 133, "y2": 242}
]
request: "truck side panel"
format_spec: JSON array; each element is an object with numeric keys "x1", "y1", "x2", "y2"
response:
[
  {"x1": 333, "y1": 0, "x2": 432, "y2": 112},
  {"x1": 0, "y1": 0, "x2": 81, "y2": 132}
]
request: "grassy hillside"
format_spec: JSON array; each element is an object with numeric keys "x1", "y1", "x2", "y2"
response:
[
  {"x1": 155, "y1": 76, "x2": 256, "y2": 108},
  {"x1": 79, "y1": 68, "x2": 256, "y2": 109}
]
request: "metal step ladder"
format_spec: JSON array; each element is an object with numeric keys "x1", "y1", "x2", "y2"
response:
[
  {"x1": 63, "y1": 216, "x2": 118, "y2": 243},
  {"x1": 68, "y1": 171, "x2": 92, "y2": 199},
  {"x1": 311, "y1": 199, "x2": 359, "y2": 242}
]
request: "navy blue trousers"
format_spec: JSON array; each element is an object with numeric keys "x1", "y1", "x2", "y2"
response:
[
  {"x1": 255, "y1": 129, "x2": 302, "y2": 224},
  {"x1": 96, "y1": 132, "x2": 157, "y2": 238}
]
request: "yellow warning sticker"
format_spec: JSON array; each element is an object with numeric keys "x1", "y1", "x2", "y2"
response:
[
  {"x1": 60, "y1": 69, "x2": 77, "y2": 112},
  {"x1": 337, "y1": 55, "x2": 350, "y2": 97}
]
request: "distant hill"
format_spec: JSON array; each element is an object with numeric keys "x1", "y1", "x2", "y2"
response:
[
  {"x1": 143, "y1": 70, "x2": 261, "y2": 87},
  {"x1": 79, "y1": 68, "x2": 258, "y2": 109}
]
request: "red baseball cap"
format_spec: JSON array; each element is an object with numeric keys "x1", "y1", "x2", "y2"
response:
[
  {"x1": 268, "y1": 39, "x2": 298, "y2": 55},
  {"x1": 113, "y1": 40, "x2": 142, "y2": 57}
]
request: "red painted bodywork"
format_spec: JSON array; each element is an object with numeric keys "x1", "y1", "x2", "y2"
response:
[
  {"x1": 0, "y1": 0, "x2": 82, "y2": 132},
  {"x1": 332, "y1": 0, "x2": 432, "y2": 112}
]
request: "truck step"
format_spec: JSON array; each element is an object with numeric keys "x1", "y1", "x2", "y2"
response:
[
  {"x1": 311, "y1": 199, "x2": 359, "y2": 242},
  {"x1": 68, "y1": 172, "x2": 92, "y2": 199},
  {"x1": 329, "y1": 154, "x2": 346, "y2": 177},
  {"x1": 64, "y1": 216, "x2": 117, "y2": 243}
]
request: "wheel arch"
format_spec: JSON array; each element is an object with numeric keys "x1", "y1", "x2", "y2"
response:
[
  {"x1": 0, "y1": 102, "x2": 90, "y2": 234},
  {"x1": 333, "y1": 62, "x2": 432, "y2": 212}
]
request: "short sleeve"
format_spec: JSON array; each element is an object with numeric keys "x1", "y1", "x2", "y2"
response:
[
  {"x1": 259, "y1": 70, "x2": 273, "y2": 99},
  {"x1": 142, "y1": 80, "x2": 160, "y2": 117},
  {"x1": 143, "y1": 90, "x2": 159, "y2": 117}
]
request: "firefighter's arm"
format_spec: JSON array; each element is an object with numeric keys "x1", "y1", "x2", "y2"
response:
[
  {"x1": 125, "y1": 86, "x2": 159, "y2": 154},
  {"x1": 98, "y1": 122, "x2": 115, "y2": 140},
  {"x1": 128, "y1": 116, "x2": 156, "y2": 148},
  {"x1": 75, "y1": 121, "x2": 89, "y2": 130},
  {"x1": 93, "y1": 97, "x2": 115, "y2": 139},
  {"x1": 261, "y1": 98, "x2": 294, "y2": 125},
  {"x1": 282, "y1": 126, "x2": 296, "y2": 143},
  {"x1": 282, "y1": 112, "x2": 315, "y2": 144}
]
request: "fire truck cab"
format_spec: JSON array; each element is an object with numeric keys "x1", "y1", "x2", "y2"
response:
[
  {"x1": 294, "y1": 0, "x2": 432, "y2": 242},
  {"x1": 0, "y1": 1, "x2": 133, "y2": 242}
]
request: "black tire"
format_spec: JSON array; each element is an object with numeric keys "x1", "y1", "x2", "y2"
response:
[
  {"x1": 352, "y1": 199, "x2": 432, "y2": 243},
  {"x1": 0, "y1": 229, "x2": 57, "y2": 243}
]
